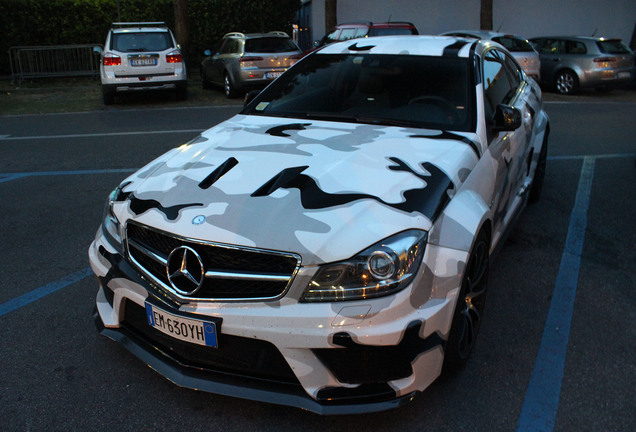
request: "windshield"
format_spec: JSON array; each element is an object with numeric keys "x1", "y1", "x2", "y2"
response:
[
  {"x1": 492, "y1": 36, "x2": 535, "y2": 53},
  {"x1": 243, "y1": 53, "x2": 474, "y2": 132},
  {"x1": 368, "y1": 27, "x2": 418, "y2": 36},
  {"x1": 597, "y1": 39, "x2": 631, "y2": 54},
  {"x1": 245, "y1": 37, "x2": 299, "y2": 53}
]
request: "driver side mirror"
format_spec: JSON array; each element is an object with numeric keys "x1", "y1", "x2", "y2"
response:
[{"x1": 492, "y1": 104, "x2": 522, "y2": 131}]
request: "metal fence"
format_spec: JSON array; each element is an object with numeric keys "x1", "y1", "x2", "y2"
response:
[{"x1": 8, "y1": 44, "x2": 102, "y2": 83}]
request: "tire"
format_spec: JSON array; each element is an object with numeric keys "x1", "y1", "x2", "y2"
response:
[
  {"x1": 444, "y1": 229, "x2": 490, "y2": 372},
  {"x1": 102, "y1": 86, "x2": 115, "y2": 105},
  {"x1": 224, "y1": 72, "x2": 238, "y2": 98},
  {"x1": 555, "y1": 69, "x2": 579, "y2": 95},
  {"x1": 529, "y1": 133, "x2": 548, "y2": 203}
]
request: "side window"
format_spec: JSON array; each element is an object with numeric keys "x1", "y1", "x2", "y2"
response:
[
  {"x1": 354, "y1": 28, "x2": 369, "y2": 38},
  {"x1": 322, "y1": 29, "x2": 341, "y2": 45},
  {"x1": 566, "y1": 41, "x2": 587, "y2": 54},
  {"x1": 220, "y1": 39, "x2": 233, "y2": 54},
  {"x1": 339, "y1": 28, "x2": 358, "y2": 41},
  {"x1": 483, "y1": 50, "x2": 515, "y2": 118},
  {"x1": 540, "y1": 39, "x2": 564, "y2": 54},
  {"x1": 503, "y1": 54, "x2": 522, "y2": 89}
]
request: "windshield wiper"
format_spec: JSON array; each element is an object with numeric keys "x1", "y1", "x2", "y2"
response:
[{"x1": 304, "y1": 112, "x2": 415, "y2": 128}]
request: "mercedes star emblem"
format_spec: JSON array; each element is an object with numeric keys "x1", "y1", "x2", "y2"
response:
[{"x1": 166, "y1": 246, "x2": 205, "y2": 296}]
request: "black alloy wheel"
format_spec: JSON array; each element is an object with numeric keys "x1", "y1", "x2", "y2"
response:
[{"x1": 444, "y1": 230, "x2": 490, "y2": 371}]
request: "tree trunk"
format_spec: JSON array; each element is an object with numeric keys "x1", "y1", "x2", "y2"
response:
[
  {"x1": 325, "y1": 0, "x2": 337, "y2": 33},
  {"x1": 174, "y1": 0, "x2": 189, "y2": 59},
  {"x1": 480, "y1": 0, "x2": 493, "y2": 31}
]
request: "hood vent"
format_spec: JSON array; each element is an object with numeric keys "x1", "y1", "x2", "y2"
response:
[{"x1": 199, "y1": 157, "x2": 239, "y2": 189}]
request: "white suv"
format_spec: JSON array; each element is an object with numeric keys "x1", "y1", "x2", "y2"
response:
[{"x1": 96, "y1": 22, "x2": 187, "y2": 104}]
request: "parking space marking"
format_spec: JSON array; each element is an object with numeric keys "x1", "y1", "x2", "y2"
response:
[
  {"x1": 0, "y1": 267, "x2": 93, "y2": 317},
  {"x1": 0, "y1": 129, "x2": 204, "y2": 141},
  {"x1": 0, "y1": 168, "x2": 137, "y2": 184},
  {"x1": 516, "y1": 156, "x2": 595, "y2": 432}
]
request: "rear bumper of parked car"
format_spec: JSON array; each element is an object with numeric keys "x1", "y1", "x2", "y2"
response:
[
  {"x1": 235, "y1": 68, "x2": 288, "y2": 89},
  {"x1": 579, "y1": 66, "x2": 635, "y2": 88},
  {"x1": 103, "y1": 75, "x2": 187, "y2": 93},
  {"x1": 88, "y1": 225, "x2": 462, "y2": 414}
]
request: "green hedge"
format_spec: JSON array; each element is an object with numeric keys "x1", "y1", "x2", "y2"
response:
[{"x1": 0, "y1": 0, "x2": 300, "y2": 76}]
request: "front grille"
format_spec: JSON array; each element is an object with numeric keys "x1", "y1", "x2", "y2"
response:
[
  {"x1": 125, "y1": 221, "x2": 300, "y2": 301},
  {"x1": 122, "y1": 300, "x2": 299, "y2": 384}
]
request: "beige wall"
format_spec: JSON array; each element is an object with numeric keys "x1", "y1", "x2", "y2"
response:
[{"x1": 308, "y1": 0, "x2": 635, "y2": 45}]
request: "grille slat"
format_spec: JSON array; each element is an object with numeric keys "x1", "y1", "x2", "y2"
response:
[{"x1": 125, "y1": 222, "x2": 300, "y2": 301}]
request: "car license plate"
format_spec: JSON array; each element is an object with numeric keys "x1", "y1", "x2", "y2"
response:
[
  {"x1": 617, "y1": 71, "x2": 631, "y2": 79},
  {"x1": 145, "y1": 302, "x2": 218, "y2": 348},
  {"x1": 131, "y1": 58, "x2": 157, "y2": 66},
  {"x1": 266, "y1": 72, "x2": 283, "y2": 79}
]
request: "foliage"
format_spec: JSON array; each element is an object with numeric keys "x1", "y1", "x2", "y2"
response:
[{"x1": 0, "y1": 0, "x2": 300, "y2": 76}]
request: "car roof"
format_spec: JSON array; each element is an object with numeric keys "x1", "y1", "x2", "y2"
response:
[
  {"x1": 317, "y1": 35, "x2": 478, "y2": 57},
  {"x1": 110, "y1": 22, "x2": 170, "y2": 33},
  {"x1": 223, "y1": 31, "x2": 290, "y2": 39},
  {"x1": 336, "y1": 21, "x2": 417, "y2": 29},
  {"x1": 441, "y1": 30, "x2": 528, "y2": 40},
  {"x1": 530, "y1": 35, "x2": 622, "y2": 42}
]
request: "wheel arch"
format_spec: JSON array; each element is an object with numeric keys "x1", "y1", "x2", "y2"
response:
[{"x1": 428, "y1": 189, "x2": 493, "y2": 255}]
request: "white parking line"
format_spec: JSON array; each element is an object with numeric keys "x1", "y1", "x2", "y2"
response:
[
  {"x1": 516, "y1": 156, "x2": 595, "y2": 431},
  {"x1": 0, "y1": 129, "x2": 204, "y2": 141},
  {"x1": 0, "y1": 168, "x2": 137, "y2": 184}
]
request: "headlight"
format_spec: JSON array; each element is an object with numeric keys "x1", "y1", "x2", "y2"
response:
[
  {"x1": 301, "y1": 230, "x2": 427, "y2": 302},
  {"x1": 101, "y1": 186, "x2": 124, "y2": 247}
]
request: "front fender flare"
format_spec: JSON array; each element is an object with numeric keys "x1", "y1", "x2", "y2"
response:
[{"x1": 427, "y1": 190, "x2": 491, "y2": 253}]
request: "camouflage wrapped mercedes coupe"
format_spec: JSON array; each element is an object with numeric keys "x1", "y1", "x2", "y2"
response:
[{"x1": 89, "y1": 35, "x2": 549, "y2": 414}]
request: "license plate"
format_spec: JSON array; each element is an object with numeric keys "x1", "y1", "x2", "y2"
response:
[
  {"x1": 131, "y1": 58, "x2": 157, "y2": 66},
  {"x1": 145, "y1": 302, "x2": 218, "y2": 348},
  {"x1": 266, "y1": 71, "x2": 283, "y2": 79},
  {"x1": 617, "y1": 71, "x2": 631, "y2": 79}
]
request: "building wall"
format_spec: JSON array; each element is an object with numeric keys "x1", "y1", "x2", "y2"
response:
[{"x1": 308, "y1": 0, "x2": 636, "y2": 46}]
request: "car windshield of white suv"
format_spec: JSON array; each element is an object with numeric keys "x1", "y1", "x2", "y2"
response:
[
  {"x1": 111, "y1": 32, "x2": 173, "y2": 52},
  {"x1": 243, "y1": 53, "x2": 474, "y2": 132},
  {"x1": 245, "y1": 37, "x2": 298, "y2": 53}
]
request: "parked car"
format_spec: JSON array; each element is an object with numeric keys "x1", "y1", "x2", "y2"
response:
[
  {"x1": 317, "y1": 21, "x2": 419, "y2": 47},
  {"x1": 201, "y1": 32, "x2": 303, "y2": 98},
  {"x1": 441, "y1": 30, "x2": 541, "y2": 80},
  {"x1": 95, "y1": 22, "x2": 187, "y2": 105},
  {"x1": 90, "y1": 35, "x2": 549, "y2": 414},
  {"x1": 529, "y1": 35, "x2": 635, "y2": 94}
]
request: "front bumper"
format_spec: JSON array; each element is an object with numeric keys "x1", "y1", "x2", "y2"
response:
[{"x1": 89, "y1": 225, "x2": 461, "y2": 414}]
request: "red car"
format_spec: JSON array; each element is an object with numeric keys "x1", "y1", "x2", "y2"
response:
[{"x1": 311, "y1": 21, "x2": 419, "y2": 52}]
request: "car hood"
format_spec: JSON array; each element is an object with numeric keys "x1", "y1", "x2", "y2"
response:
[{"x1": 116, "y1": 115, "x2": 480, "y2": 265}]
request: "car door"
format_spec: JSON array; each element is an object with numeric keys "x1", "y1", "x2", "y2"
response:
[
  {"x1": 210, "y1": 38, "x2": 236, "y2": 84},
  {"x1": 535, "y1": 38, "x2": 564, "y2": 82},
  {"x1": 482, "y1": 49, "x2": 534, "y2": 240}
]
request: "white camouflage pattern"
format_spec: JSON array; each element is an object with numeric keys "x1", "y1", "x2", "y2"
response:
[{"x1": 89, "y1": 35, "x2": 549, "y2": 410}]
